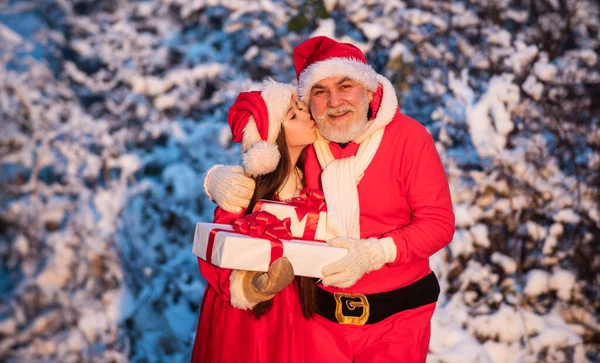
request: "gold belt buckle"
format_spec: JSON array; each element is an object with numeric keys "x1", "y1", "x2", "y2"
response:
[{"x1": 333, "y1": 292, "x2": 370, "y2": 325}]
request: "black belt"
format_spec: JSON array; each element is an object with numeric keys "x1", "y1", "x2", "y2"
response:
[{"x1": 316, "y1": 272, "x2": 440, "y2": 325}]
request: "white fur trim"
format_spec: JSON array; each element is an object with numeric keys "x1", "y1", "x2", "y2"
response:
[
  {"x1": 261, "y1": 80, "x2": 296, "y2": 144},
  {"x1": 241, "y1": 116, "x2": 263, "y2": 153},
  {"x1": 354, "y1": 74, "x2": 399, "y2": 144},
  {"x1": 242, "y1": 141, "x2": 280, "y2": 176},
  {"x1": 229, "y1": 270, "x2": 258, "y2": 310},
  {"x1": 379, "y1": 236, "x2": 397, "y2": 263},
  {"x1": 241, "y1": 80, "x2": 295, "y2": 152},
  {"x1": 297, "y1": 58, "x2": 378, "y2": 101}
]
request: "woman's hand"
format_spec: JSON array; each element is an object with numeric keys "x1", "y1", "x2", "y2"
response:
[{"x1": 203, "y1": 165, "x2": 255, "y2": 213}]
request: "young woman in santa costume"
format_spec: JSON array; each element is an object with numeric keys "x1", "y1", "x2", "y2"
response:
[{"x1": 191, "y1": 80, "x2": 318, "y2": 363}]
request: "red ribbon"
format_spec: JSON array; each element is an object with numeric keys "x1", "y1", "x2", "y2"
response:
[
  {"x1": 232, "y1": 211, "x2": 291, "y2": 265},
  {"x1": 206, "y1": 228, "x2": 233, "y2": 264},
  {"x1": 252, "y1": 189, "x2": 327, "y2": 241},
  {"x1": 288, "y1": 189, "x2": 327, "y2": 217},
  {"x1": 205, "y1": 212, "x2": 291, "y2": 266},
  {"x1": 287, "y1": 189, "x2": 327, "y2": 240}
]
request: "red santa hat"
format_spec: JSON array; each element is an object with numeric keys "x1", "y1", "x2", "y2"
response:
[
  {"x1": 294, "y1": 36, "x2": 379, "y2": 101},
  {"x1": 228, "y1": 80, "x2": 296, "y2": 176}
]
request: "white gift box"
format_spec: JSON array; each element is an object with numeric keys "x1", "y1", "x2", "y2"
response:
[
  {"x1": 192, "y1": 222, "x2": 347, "y2": 278},
  {"x1": 254, "y1": 200, "x2": 335, "y2": 241}
]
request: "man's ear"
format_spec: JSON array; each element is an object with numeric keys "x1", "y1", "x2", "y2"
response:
[{"x1": 368, "y1": 91, "x2": 374, "y2": 102}]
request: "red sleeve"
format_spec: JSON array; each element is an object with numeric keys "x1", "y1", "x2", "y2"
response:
[
  {"x1": 213, "y1": 206, "x2": 245, "y2": 225},
  {"x1": 198, "y1": 207, "x2": 246, "y2": 301},
  {"x1": 383, "y1": 129, "x2": 455, "y2": 265}
]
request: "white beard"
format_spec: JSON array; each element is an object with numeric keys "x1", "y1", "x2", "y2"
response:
[
  {"x1": 312, "y1": 93, "x2": 370, "y2": 143},
  {"x1": 317, "y1": 118, "x2": 368, "y2": 143}
]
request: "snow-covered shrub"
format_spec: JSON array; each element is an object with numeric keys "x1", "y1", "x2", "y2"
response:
[{"x1": 1, "y1": 0, "x2": 598, "y2": 362}]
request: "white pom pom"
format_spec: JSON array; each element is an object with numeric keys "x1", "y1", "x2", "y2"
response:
[{"x1": 242, "y1": 141, "x2": 280, "y2": 176}]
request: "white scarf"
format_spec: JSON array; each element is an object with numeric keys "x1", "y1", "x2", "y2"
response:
[{"x1": 313, "y1": 128, "x2": 384, "y2": 238}]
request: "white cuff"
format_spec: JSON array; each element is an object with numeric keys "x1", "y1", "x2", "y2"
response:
[
  {"x1": 229, "y1": 270, "x2": 258, "y2": 310},
  {"x1": 379, "y1": 237, "x2": 397, "y2": 264}
]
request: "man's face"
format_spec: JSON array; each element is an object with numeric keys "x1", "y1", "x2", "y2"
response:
[{"x1": 308, "y1": 76, "x2": 373, "y2": 143}]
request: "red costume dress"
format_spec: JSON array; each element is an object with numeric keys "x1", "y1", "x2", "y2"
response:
[
  {"x1": 191, "y1": 208, "x2": 306, "y2": 363},
  {"x1": 302, "y1": 77, "x2": 455, "y2": 362}
]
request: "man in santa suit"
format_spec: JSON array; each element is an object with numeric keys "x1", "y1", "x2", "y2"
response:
[{"x1": 204, "y1": 36, "x2": 455, "y2": 362}]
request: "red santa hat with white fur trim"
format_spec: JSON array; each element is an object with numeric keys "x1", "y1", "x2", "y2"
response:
[
  {"x1": 294, "y1": 36, "x2": 379, "y2": 101},
  {"x1": 228, "y1": 80, "x2": 296, "y2": 176}
]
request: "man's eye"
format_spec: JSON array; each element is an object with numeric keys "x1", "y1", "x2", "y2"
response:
[
  {"x1": 313, "y1": 90, "x2": 325, "y2": 95},
  {"x1": 291, "y1": 113, "x2": 297, "y2": 120},
  {"x1": 341, "y1": 84, "x2": 352, "y2": 89}
]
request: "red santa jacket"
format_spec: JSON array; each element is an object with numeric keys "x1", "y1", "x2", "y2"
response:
[{"x1": 304, "y1": 77, "x2": 455, "y2": 295}]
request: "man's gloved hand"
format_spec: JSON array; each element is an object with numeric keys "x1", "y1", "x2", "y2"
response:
[
  {"x1": 242, "y1": 257, "x2": 295, "y2": 304},
  {"x1": 321, "y1": 237, "x2": 397, "y2": 288},
  {"x1": 203, "y1": 165, "x2": 255, "y2": 213}
]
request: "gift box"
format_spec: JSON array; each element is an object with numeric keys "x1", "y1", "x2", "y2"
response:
[
  {"x1": 192, "y1": 222, "x2": 347, "y2": 278},
  {"x1": 254, "y1": 189, "x2": 334, "y2": 241}
]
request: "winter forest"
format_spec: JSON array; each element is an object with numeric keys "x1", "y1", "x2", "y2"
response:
[{"x1": 0, "y1": 0, "x2": 598, "y2": 362}]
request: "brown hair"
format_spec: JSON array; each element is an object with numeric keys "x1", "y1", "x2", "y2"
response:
[
  {"x1": 246, "y1": 129, "x2": 297, "y2": 215},
  {"x1": 245, "y1": 128, "x2": 317, "y2": 319}
]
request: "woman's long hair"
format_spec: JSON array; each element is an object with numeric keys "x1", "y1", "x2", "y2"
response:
[
  {"x1": 244, "y1": 129, "x2": 317, "y2": 319},
  {"x1": 245, "y1": 130, "x2": 296, "y2": 215}
]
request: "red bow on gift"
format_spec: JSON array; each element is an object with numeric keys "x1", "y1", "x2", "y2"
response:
[
  {"x1": 232, "y1": 211, "x2": 292, "y2": 265},
  {"x1": 288, "y1": 188, "x2": 327, "y2": 216},
  {"x1": 287, "y1": 188, "x2": 327, "y2": 240}
]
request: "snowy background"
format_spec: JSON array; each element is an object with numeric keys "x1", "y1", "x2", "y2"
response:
[{"x1": 1, "y1": 0, "x2": 598, "y2": 362}]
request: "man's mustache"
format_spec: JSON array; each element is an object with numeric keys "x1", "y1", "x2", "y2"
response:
[
  {"x1": 313, "y1": 106, "x2": 355, "y2": 121},
  {"x1": 327, "y1": 106, "x2": 354, "y2": 117}
]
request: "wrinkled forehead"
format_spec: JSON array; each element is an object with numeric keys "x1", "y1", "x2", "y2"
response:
[{"x1": 311, "y1": 75, "x2": 366, "y2": 89}]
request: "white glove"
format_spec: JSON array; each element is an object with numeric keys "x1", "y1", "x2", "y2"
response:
[
  {"x1": 321, "y1": 237, "x2": 397, "y2": 288},
  {"x1": 203, "y1": 165, "x2": 255, "y2": 213}
]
